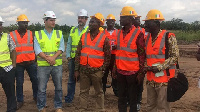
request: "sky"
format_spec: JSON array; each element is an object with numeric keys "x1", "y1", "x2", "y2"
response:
[{"x1": 0, "y1": 0, "x2": 200, "y2": 26}]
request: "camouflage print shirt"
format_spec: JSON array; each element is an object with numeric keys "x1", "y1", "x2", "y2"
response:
[
  {"x1": 74, "y1": 32, "x2": 111, "y2": 74},
  {"x1": 154, "y1": 30, "x2": 179, "y2": 71}
]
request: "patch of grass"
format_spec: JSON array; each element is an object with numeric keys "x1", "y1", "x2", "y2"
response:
[{"x1": 170, "y1": 30, "x2": 200, "y2": 42}]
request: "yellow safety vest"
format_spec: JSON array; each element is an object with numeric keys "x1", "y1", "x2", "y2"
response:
[
  {"x1": 0, "y1": 33, "x2": 12, "y2": 67},
  {"x1": 70, "y1": 26, "x2": 88, "y2": 58},
  {"x1": 35, "y1": 30, "x2": 62, "y2": 66}
]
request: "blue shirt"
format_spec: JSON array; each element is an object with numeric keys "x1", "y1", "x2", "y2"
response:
[
  {"x1": 34, "y1": 29, "x2": 65, "y2": 55},
  {"x1": 66, "y1": 26, "x2": 87, "y2": 58}
]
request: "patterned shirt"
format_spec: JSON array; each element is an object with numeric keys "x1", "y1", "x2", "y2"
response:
[
  {"x1": 74, "y1": 31, "x2": 111, "y2": 74},
  {"x1": 154, "y1": 30, "x2": 179, "y2": 71},
  {"x1": 0, "y1": 33, "x2": 16, "y2": 72}
]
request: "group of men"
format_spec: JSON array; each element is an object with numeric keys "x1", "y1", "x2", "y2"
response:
[{"x1": 0, "y1": 6, "x2": 180, "y2": 112}]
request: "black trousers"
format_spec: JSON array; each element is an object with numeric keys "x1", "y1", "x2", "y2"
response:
[
  {"x1": 117, "y1": 72, "x2": 138, "y2": 112},
  {"x1": 0, "y1": 67, "x2": 17, "y2": 112},
  {"x1": 102, "y1": 54, "x2": 118, "y2": 95}
]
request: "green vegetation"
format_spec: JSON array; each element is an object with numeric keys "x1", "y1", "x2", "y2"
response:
[{"x1": 171, "y1": 30, "x2": 200, "y2": 42}]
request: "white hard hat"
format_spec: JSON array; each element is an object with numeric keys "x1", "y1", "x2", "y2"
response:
[
  {"x1": 0, "y1": 16, "x2": 5, "y2": 23},
  {"x1": 77, "y1": 9, "x2": 88, "y2": 17},
  {"x1": 43, "y1": 11, "x2": 56, "y2": 19}
]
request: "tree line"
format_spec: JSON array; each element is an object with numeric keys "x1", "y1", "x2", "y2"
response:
[{"x1": 2, "y1": 18, "x2": 200, "y2": 41}]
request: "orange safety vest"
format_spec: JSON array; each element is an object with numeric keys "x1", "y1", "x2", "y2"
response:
[
  {"x1": 145, "y1": 30, "x2": 176, "y2": 83},
  {"x1": 138, "y1": 26, "x2": 145, "y2": 34},
  {"x1": 10, "y1": 30, "x2": 35, "y2": 63},
  {"x1": 103, "y1": 29, "x2": 118, "y2": 54},
  {"x1": 115, "y1": 27, "x2": 141, "y2": 71},
  {"x1": 80, "y1": 32, "x2": 106, "y2": 68}
]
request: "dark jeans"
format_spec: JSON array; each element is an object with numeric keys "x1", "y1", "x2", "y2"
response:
[
  {"x1": 136, "y1": 80, "x2": 144, "y2": 104},
  {"x1": 0, "y1": 67, "x2": 17, "y2": 112},
  {"x1": 65, "y1": 58, "x2": 76, "y2": 103},
  {"x1": 117, "y1": 72, "x2": 137, "y2": 112},
  {"x1": 102, "y1": 54, "x2": 118, "y2": 95},
  {"x1": 15, "y1": 62, "x2": 38, "y2": 102}
]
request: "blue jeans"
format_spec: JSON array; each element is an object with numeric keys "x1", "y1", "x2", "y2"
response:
[
  {"x1": 65, "y1": 58, "x2": 75, "y2": 103},
  {"x1": 37, "y1": 65, "x2": 63, "y2": 111},
  {"x1": 15, "y1": 62, "x2": 38, "y2": 102}
]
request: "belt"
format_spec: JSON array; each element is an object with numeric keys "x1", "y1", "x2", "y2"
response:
[{"x1": 146, "y1": 80, "x2": 168, "y2": 88}]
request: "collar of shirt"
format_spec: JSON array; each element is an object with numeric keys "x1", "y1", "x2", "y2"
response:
[
  {"x1": 106, "y1": 28, "x2": 115, "y2": 35},
  {"x1": 122, "y1": 25, "x2": 135, "y2": 38},
  {"x1": 152, "y1": 29, "x2": 162, "y2": 45},
  {"x1": 77, "y1": 25, "x2": 87, "y2": 35},
  {"x1": 43, "y1": 28, "x2": 54, "y2": 39}
]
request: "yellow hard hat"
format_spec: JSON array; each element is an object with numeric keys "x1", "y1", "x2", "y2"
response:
[
  {"x1": 99, "y1": 27, "x2": 104, "y2": 32},
  {"x1": 120, "y1": 6, "x2": 138, "y2": 17},
  {"x1": 106, "y1": 14, "x2": 116, "y2": 21},
  {"x1": 143, "y1": 9, "x2": 165, "y2": 21},
  {"x1": 17, "y1": 14, "x2": 29, "y2": 22},
  {"x1": 90, "y1": 13, "x2": 105, "y2": 26}
]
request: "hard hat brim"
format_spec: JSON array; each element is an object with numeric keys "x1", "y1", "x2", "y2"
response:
[{"x1": 142, "y1": 19, "x2": 165, "y2": 21}]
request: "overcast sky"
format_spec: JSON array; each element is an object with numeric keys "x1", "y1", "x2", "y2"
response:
[{"x1": 0, "y1": 0, "x2": 200, "y2": 26}]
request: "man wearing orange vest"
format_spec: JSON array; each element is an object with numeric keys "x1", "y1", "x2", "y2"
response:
[
  {"x1": 143, "y1": 9, "x2": 179, "y2": 112},
  {"x1": 10, "y1": 14, "x2": 38, "y2": 110},
  {"x1": 113, "y1": 6, "x2": 146, "y2": 112},
  {"x1": 74, "y1": 13, "x2": 111, "y2": 111},
  {"x1": 102, "y1": 14, "x2": 118, "y2": 96}
]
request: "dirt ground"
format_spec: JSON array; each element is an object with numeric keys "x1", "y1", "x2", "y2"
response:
[{"x1": 0, "y1": 45, "x2": 200, "y2": 112}]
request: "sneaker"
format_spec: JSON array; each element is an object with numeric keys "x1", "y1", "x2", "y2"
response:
[
  {"x1": 137, "y1": 103, "x2": 141, "y2": 111},
  {"x1": 55, "y1": 108, "x2": 63, "y2": 112},
  {"x1": 16, "y1": 102, "x2": 24, "y2": 110}
]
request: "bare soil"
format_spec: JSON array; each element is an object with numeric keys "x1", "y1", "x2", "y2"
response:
[{"x1": 0, "y1": 45, "x2": 200, "y2": 112}]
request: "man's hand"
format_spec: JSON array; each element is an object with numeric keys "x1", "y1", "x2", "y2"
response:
[
  {"x1": 74, "y1": 71, "x2": 80, "y2": 82},
  {"x1": 46, "y1": 55, "x2": 56, "y2": 65},
  {"x1": 151, "y1": 66, "x2": 160, "y2": 74}
]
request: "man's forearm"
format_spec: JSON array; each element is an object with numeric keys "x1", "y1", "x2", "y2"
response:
[{"x1": 10, "y1": 50, "x2": 16, "y2": 67}]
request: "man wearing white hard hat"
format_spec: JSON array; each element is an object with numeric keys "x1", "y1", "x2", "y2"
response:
[
  {"x1": 34, "y1": 11, "x2": 65, "y2": 112},
  {"x1": 0, "y1": 16, "x2": 17, "y2": 112},
  {"x1": 65, "y1": 9, "x2": 88, "y2": 105}
]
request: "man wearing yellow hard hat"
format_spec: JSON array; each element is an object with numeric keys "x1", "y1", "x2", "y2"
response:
[
  {"x1": 102, "y1": 14, "x2": 118, "y2": 96},
  {"x1": 74, "y1": 12, "x2": 111, "y2": 111},
  {"x1": 143, "y1": 9, "x2": 179, "y2": 112},
  {"x1": 10, "y1": 14, "x2": 38, "y2": 110},
  {"x1": 113, "y1": 6, "x2": 145, "y2": 112},
  {"x1": 0, "y1": 16, "x2": 17, "y2": 112}
]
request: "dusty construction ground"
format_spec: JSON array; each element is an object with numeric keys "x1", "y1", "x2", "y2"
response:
[{"x1": 0, "y1": 44, "x2": 200, "y2": 112}]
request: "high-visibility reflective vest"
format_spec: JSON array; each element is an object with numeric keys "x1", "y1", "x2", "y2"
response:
[
  {"x1": 70, "y1": 26, "x2": 88, "y2": 58},
  {"x1": 35, "y1": 30, "x2": 62, "y2": 66},
  {"x1": 80, "y1": 32, "x2": 106, "y2": 68},
  {"x1": 115, "y1": 27, "x2": 141, "y2": 71},
  {"x1": 10, "y1": 30, "x2": 35, "y2": 63},
  {"x1": 0, "y1": 33, "x2": 12, "y2": 67},
  {"x1": 145, "y1": 30, "x2": 176, "y2": 83},
  {"x1": 103, "y1": 29, "x2": 118, "y2": 54}
]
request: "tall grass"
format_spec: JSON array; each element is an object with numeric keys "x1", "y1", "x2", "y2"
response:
[{"x1": 171, "y1": 30, "x2": 200, "y2": 42}]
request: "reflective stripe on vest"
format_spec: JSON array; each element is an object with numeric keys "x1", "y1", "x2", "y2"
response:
[
  {"x1": 70, "y1": 26, "x2": 89, "y2": 58},
  {"x1": 145, "y1": 30, "x2": 176, "y2": 83},
  {"x1": 82, "y1": 32, "x2": 104, "y2": 51},
  {"x1": 80, "y1": 32, "x2": 105, "y2": 67},
  {"x1": 11, "y1": 30, "x2": 35, "y2": 63},
  {"x1": 146, "y1": 32, "x2": 167, "y2": 59},
  {"x1": 35, "y1": 30, "x2": 62, "y2": 66},
  {"x1": 0, "y1": 33, "x2": 12, "y2": 67},
  {"x1": 116, "y1": 29, "x2": 139, "y2": 61}
]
